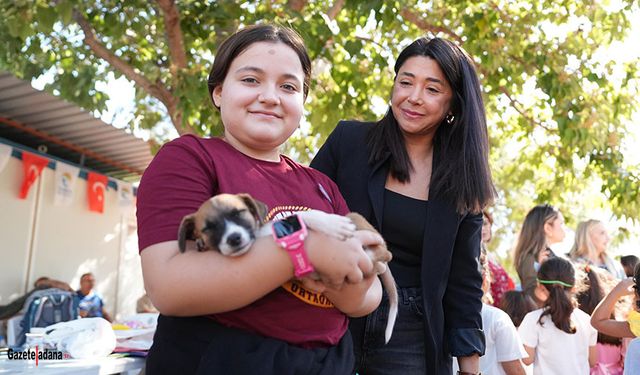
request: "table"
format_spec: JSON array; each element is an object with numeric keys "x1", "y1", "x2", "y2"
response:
[{"x1": 0, "y1": 356, "x2": 144, "y2": 374}]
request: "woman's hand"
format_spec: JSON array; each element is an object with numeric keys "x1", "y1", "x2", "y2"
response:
[{"x1": 536, "y1": 248, "x2": 552, "y2": 264}]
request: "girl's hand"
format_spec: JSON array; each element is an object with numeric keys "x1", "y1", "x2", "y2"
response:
[
  {"x1": 613, "y1": 277, "x2": 635, "y2": 296},
  {"x1": 305, "y1": 229, "x2": 379, "y2": 290}
]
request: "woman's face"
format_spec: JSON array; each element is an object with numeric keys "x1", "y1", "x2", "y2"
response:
[
  {"x1": 544, "y1": 212, "x2": 566, "y2": 245},
  {"x1": 589, "y1": 222, "x2": 610, "y2": 255},
  {"x1": 390, "y1": 56, "x2": 453, "y2": 138},
  {"x1": 481, "y1": 216, "x2": 492, "y2": 243}
]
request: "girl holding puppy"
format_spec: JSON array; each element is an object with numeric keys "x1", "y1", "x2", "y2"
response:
[
  {"x1": 518, "y1": 257, "x2": 598, "y2": 374},
  {"x1": 137, "y1": 24, "x2": 382, "y2": 375}
]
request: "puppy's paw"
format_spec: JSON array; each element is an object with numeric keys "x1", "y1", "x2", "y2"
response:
[
  {"x1": 298, "y1": 210, "x2": 356, "y2": 240},
  {"x1": 331, "y1": 215, "x2": 357, "y2": 240}
]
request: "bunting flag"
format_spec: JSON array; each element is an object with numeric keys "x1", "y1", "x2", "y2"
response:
[
  {"x1": 0, "y1": 144, "x2": 11, "y2": 173},
  {"x1": 19, "y1": 152, "x2": 49, "y2": 199},
  {"x1": 53, "y1": 162, "x2": 80, "y2": 206},
  {"x1": 87, "y1": 172, "x2": 108, "y2": 213},
  {"x1": 116, "y1": 180, "x2": 134, "y2": 212}
]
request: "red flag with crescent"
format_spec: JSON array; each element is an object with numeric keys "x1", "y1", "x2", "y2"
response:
[
  {"x1": 87, "y1": 172, "x2": 108, "y2": 213},
  {"x1": 19, "y1": 152, "x2": 49, "y2": 199}
]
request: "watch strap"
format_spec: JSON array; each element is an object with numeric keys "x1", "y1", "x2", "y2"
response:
[{"x1": 278, "y1": 237, "x2": 314, "y2": 277}]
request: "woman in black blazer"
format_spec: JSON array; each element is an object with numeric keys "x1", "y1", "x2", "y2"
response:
[{"x1": 311, "y1": 38, "x2": 495, "y2": 375}]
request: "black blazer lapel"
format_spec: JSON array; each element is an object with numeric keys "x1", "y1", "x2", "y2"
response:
[{"x1": 367, "y1": 154, "x2": 389, "y2": 230}]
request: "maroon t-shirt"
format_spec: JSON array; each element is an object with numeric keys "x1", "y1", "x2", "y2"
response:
[{"x1": 136, "y1": 135, "x2": 350, "y2": 347}]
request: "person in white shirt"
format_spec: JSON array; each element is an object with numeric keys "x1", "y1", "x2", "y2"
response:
[
  {"x1": 518, "y1": 257, "x2": 598, "y2": 375},
  {"x1": 454, "y1": 249, "x2": 528, "y2": 375},
  {"x1": 624, "y1": 338, "x2": 640, "y2": 374}
]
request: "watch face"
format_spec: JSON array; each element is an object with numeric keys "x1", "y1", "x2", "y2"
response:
[{"x1": 273, "y1": 215, "x2": 303, "y2": 238}]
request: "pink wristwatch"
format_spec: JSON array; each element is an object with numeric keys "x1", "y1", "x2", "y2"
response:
[{"x1": 272, "y1": 214, "x2": 314, "y2": 277}]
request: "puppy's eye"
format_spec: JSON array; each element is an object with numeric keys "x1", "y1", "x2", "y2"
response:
[
  {"x1": 230, "y1": 209, "x2": 246, "y2": 218},
  {"x1": 202, "y1": 222, "x2": 219, "y2": 233}
]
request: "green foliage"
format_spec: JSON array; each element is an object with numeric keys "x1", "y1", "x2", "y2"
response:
[{"x1": 1, "y1": 0, "x2": 639, "y2": 230}]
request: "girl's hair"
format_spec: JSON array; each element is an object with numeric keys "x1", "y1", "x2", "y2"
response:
[
  {"x1": 207, "y1": 24, "x2": 312, "y2": 105},
  {"x1": 621, "y1": 255, "x2": 639, "y2": 277},
  {"x1": 568, "y1": 219, "x2": 601, "y2": 261},
  {"x1": 366, "y1": 37, "x2": 495, "y2": 214},
  {"x1": 500, "y1": 290, "x2": 537, "y2": 327},
  {"x1": 537, "y1": 257, "x2": 577, "y2": 334},
  {"x1": 576, "y1": 265, "x2": 622, "y2": 345},
  {"x1": 513, "y1": 204, "x2": 560, "y2": 270}
]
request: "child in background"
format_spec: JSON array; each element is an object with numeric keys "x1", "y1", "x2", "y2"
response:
[
  {"x1": 501, "y1": 290, "x2": 537, "y2": 328},
  {"x1": 483, "y1": 210, "x2": 516, "y2": 307},
  {"x1": 577, "y1": 265, "x2": 623, "y2": 375},
  {"x1": 518, "y1": 257, "x2": 597, "y2": 375},
  {"x1": 500, "y1": 287, "x2": 538, "y2": 374},
  {"x1": 620, "y1": 255, "x2": 639, "y2": 278},
  {"x1": 591, "y1": 263, "x2": 640, "y2": 339},
  {"x1": 453, "y1": 249, "x2": 528, "y2": 375}
]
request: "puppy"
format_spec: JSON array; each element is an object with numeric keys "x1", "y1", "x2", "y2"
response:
[
  {"x1": 178, "y1": 193, "x2": 268, "y2": 256},
  {"x1": 177, "y1": 193, "x2": 355, "y2": 255},
  {"x1": 178, "y1": 193, "x2": 398, "y2": 343}
]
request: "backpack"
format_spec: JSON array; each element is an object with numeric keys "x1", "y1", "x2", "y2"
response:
[{"x1": 15, "y1": 288, "x2": 77, "y2": 348}]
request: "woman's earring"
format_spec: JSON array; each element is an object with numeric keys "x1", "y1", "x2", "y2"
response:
[{"x1": 445, "y1": 114, "x2": 455, "y2": 124}]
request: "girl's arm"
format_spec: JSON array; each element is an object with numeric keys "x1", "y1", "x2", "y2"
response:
[
  {"x1": 500, "y1": 360, "x2": 526, "y2": 375},
  {"x1": 591, "y1": 278, "x2": 635, "y2": 338},
  {"x1": 521, "y1": 345, "x2": 535, "y2": 366},
  {"x1": 142, "y1": 230, "x2": 378, "y2": 316},
  {"x1": 322, "y1": 274, "x2": 382, "y2": 317},
  {"x1": 588, "y1": 345, "x2": 598, "y2": 368}
]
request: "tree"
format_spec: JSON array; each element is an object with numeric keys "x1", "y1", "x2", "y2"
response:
[{"x1": 1, "y1": 0, "x2": 639, "y2": 232}]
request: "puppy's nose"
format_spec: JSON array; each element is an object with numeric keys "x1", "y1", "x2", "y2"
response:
[{"x1": 227, "y1": 232, "x2": 242, "y2": 247}]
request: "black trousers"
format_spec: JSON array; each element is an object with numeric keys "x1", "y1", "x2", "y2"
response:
[{"x1": 146, "y1": 315, "x2": 354, "y2": 375}]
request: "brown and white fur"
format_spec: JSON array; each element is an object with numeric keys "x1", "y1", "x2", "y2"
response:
[{"x1": 177, "y1": 193, "x2": 398, "y2": 343}]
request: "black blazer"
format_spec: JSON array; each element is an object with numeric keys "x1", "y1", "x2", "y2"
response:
[{"x1": 311, "y1": 120, "x2": 485, "y2": 374}]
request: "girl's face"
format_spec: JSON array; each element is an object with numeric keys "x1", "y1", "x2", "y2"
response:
[
  {"x1": 589, "y1": 222, "x2": 610, "y2": 255},
  {"x1": 390, "y1": 56, "x2": 453, "y2": 138},
  {"x1": 544, "y1": 212, "x2": 566, "y2": 245},
  {"x1": 213, "y1": 41, "x2": 305, "y2": 161}
]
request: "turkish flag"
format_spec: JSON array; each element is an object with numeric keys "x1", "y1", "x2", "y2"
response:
[
  {"x1": 87, "y1": 172, "x2": 108, "y2": 213},
  {"x1": 19, "y1": 152, "x2": 49, "y2": 199}
]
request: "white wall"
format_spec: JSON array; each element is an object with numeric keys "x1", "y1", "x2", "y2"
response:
[
  {"x1": 0, "y1": 152, "x2": 144, "y2": 320},
  {"x1": 0, "y1": 155, "x2": 35, "y2": 302}
]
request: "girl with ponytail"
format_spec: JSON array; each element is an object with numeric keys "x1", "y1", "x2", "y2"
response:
[{"x1": 518, "y1": 257, "x2": 598, "y2": 374}]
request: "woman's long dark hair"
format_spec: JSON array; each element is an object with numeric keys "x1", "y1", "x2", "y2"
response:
[
  {"x1": 513, "y1": 204, "x2": 560, "y2": 271},
  {"x1": 366, "y1": 37, "x2": 495, "y2": 214},
  {"x1": 537, "y1": 257, "x2": 577, "y2": 334}
]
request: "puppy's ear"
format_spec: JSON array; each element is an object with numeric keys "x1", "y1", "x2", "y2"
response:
[
  {"x1": 238, "y1": 193, "x2": 268, "y2": 223},
  {"x1": 177, "y1": 214, "x2": 196, "y2": 253}
]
